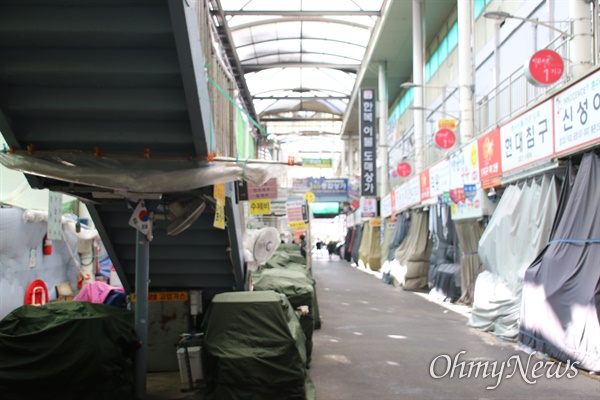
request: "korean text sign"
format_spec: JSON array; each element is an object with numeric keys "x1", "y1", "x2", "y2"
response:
[
  {"x1": 554, "y1": 68, "x2": 600, "y2": 155},
  {"x1": 500, "y1": 99, "x2": 553, "y2": 172},
  {"x1": 360, "y1": 88, "x2": 377, "y2": 196}
]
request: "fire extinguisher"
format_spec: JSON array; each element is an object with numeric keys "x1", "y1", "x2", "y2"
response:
[{"x1": 43, "y1": 234, "x2": 52, "y2": 256}]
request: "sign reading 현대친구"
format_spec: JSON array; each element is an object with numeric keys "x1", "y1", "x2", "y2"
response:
[{"x1": 360, "y1": 88, "x2": 377, "y2": 197}]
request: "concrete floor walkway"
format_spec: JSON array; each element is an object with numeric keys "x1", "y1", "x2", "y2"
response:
[
  {"x1": 145, "y1": 255, "x2": 600, "y2": 399},
  {"x1": 309, "y1": 257, "x2": 600, "y2": 400}
]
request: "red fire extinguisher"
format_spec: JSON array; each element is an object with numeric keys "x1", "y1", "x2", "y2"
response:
[{"x1": 43, "y1": 234, "x2": 52, "y2": 256}]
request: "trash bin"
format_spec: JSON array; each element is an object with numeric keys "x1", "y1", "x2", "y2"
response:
[{"x1": 176, "y1": 346, "x2": 203, "y2": 384}]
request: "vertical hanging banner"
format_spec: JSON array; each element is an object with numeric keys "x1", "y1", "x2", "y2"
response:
[
  {"x1": 47, "y1": 192, "x2": 63, "y2": 240},
  {"x1": 213, "y1": 183, "x2": 226, "y2": 230},
  {"x1": 360, "y1": 88, "x2": 377, "y2": 197}
]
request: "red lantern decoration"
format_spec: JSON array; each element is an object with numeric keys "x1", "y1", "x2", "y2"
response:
[
  {"x1": 396, "y1": 162, "x2": 412, "y2": 178},
  {"x1": 435, "y1": 128, "x2": 456, "y2": 149}
]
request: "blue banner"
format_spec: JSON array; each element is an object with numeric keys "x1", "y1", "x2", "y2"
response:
[{"x1": 307, "y1": 178, "x2": 348, "y2": 196}]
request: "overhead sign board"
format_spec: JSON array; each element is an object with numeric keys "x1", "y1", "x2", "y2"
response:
[
  {"x1": 360, "y1": 196, "x2": 377, "y2": 219},
  {"x1": 302, "y1": 158, "x2": 333, "y2": 168}
]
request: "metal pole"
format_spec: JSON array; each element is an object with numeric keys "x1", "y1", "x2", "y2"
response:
[
  {"x1": 458, "y1": 0, "x2": 474, "y2": 144},
  {"x1": 570, "y1": 0, "x2": 593, "y2": 78},
  {"x1": 412, "y1": 0, "x2": 425, "y2": 173},
  {"x1": 378, "y1": 62, "x2": 389, "y2": 196},
  {"x1": 134, "y1": 230, "x2": 150, "y2": 399},
  {"x1": 594, "y1": 0, "x2": 599, "y2": 66}
]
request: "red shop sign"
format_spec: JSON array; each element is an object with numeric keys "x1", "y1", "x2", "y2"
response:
[
  {"x1": 396, "y1": 162, "x2": 412, "y2": 178},
  {"x1": 525, "y1": 49, "x2": 564, "y2": 86},
  {"x1": 435, "y1": 128, "x2": 456, "y2": 149}
]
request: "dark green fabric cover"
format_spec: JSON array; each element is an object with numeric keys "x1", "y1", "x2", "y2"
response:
[
  {"x1": 264, "y1": 248, "x2": 322, "y2": 330},
  {"x1": 0, "y1": 302, "x2": 138, "y2": 400},
  {"x1": 253, "y1": 267, "x2": 315, "y2": 364},
  {"x1": 201, "y1": 291, "x2": 313, "y2": 400}
]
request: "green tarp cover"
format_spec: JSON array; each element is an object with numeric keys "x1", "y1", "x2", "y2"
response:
[
  {"x1": 0, "y1": 302, "x2": 138, "y2": 400},
  {"x1": 253, "y1": 267, "x2": 315, "y2": 365},
  {"x1": 263, "y1": 248, "x2": 321, "y2": 330},
  {"x1": 201, "y1": 291, "x2": 314, "y2": 400}
]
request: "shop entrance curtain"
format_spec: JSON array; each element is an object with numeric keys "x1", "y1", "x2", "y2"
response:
[
  {"x1": 428, "y1": 205, "x2": 460, "y2": 302},
  {"x1": 392, "y1": 210, "x2": 432, "y2": 291},
  {"x1": 468, "y1": 174, "x2": 558, "y2": 340},
  {"x1": 454, "y1": 219, "x2": 484, "y2": 305},
  {"x1": 520, "y1": 153, "x2": 600, "y2": 372}
]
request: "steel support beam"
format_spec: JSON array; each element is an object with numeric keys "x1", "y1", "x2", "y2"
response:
[{"x1": 134, "y1": 230, "x2": 150, "y2": 399}]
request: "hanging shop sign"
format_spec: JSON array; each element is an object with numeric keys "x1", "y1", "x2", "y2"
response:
[
  {"x1": 291, "y1": 178, "x2": 310, "y2": 192},
  {"x1": 500, "y1": 99, "x2": 554, "y2": 173},
  {"x1": 393, "y1": 175, "x2": 421, "y2": 213},
  {"x1": 553, "y1": 68, "x2": 600, "y2": 155},
  {"x1": 348, "y1": 178, "x2": 360, "y2": 199},
  {"x1": 525, "y1": 49, "x2": 564, "y2": 86},
  {"x1": 286, "y1": 200, "x2": 307, "y2": 222},
  {"x1": 351, "y1": 199, "x2": 359, "y2": 209},
  {"x1": 47, "y1": 192, "x2": 63, "y2": 240},
  {"x1": 477, "y1": 129, "x2": 503, "y2": 188},
  {"x1": 438, "y1": 119, "x2": 457, "y2": 131},
  {"x1": 247, "y1": 177, "x2": 278, "y2": 200},
  {"x1": 302, "y1": 158, "x2": 333, "y2": 168},
  {"x1": 396, "y1": 161, "x2": 412, "y2": 178},
  {"x1": 360, "y1": 196, "x2": 377, "y2": 219},
  {"x1": 360, "y1": 88, "x2": 377, "y2": 196},
  {"x1": 380, "y1": 193, "x2": 392, "y2": 219},
  {"x1": 419, "y1": 170, "x2": 431, "y2": 201},
  {"x1": 307, "y1": 178, "x2": 348, "y2": 197},
  {"x1": 249, "y1": 198, "x2": 271, "y2": 215},
  {"x1": 435, "y1": 128, "x2": 457, "y2": 149},
  {"x1": 428, "y1": 159, "x2": 450, "y2": 199},
  {"x1": 449, "y1": 141, "x2": 480, "y2": 193},
  {"x1": 370, "y1": 218, "x2": 381, "y2": 227}
]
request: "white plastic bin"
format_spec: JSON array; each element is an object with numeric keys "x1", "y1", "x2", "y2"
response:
[{"x1": 176, "y1": 346, "x2": 203, "y2": 384}]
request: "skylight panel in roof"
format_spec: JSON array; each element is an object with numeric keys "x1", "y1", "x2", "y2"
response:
[
  {"x1": 301, "y1": 39, "x2": 364, "y2": 61},
  {"x1": 226, "y1": 15, "x2": 282, "y2": 28},
  {"x1": 302, "y1": 21, "x2": 370, "y2": 46}
]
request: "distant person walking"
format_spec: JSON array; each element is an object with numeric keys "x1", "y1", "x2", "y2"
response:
[
  {"x1": 299, "y1": 234, "x2": 307, "y2": 259},
  {"x1": 315, "y1": 239, "x2": 323, "y2": 258}
]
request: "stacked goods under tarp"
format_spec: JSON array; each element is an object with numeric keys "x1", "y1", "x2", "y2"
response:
[
  {"x1": 343, "y1": 227, "x2": 354, "y2": 262},
  {"x1": 358, "y1": 221, "x2": 381, "y2": 271},
  {"x1": 351, "y1": 224, "x2": 364, "y2": 264},
  {"x1": 381, "y1": 212, "x2": 411, "y2": 284},
  {"x1": 469, "y1": 174, "x2": 558, "y2": 340},
  {"x1": 277, "y1": 243, "x2": 307, "y2": 265},
  {"x1": 520, "y1": 153, "x2": 600, "y2": 372},
  {"x1": 428, "y1": 205, "x2": 460, "y2": 302},
  {"x1": 0, "y1": 302, "x2": 138, "y2": 400},
  {"x1": 391, "y1": 210, "x2": 432, "y2": 290},
  {"x1": 380, "y1": 218, "x2": 396, "y2": 267},
  {"x1": 253, "y1": 263, "x2": 316, "y2": 365},
  {"x1": 202, "y1": 291, "x2": 315, "y2": 400},
  {"x1": 264, "y1": 246, "x2": 321, "y2": 330},
  {"x1": 454, "y1": 219, "x2": 484, "y2": 304}
]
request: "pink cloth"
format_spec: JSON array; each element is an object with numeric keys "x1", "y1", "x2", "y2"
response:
[{"x1": 74, "y1": 281, "x2": 124, "y2": 304}]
